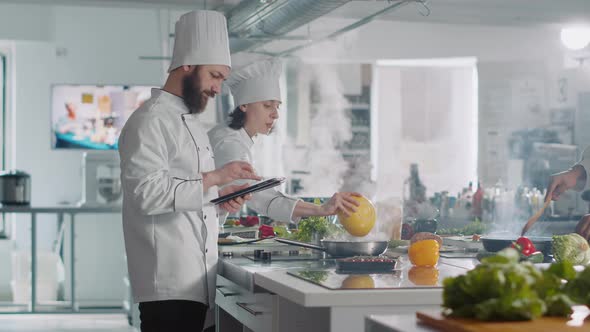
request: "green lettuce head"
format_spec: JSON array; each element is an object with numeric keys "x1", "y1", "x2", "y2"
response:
[{"x1": 552, "y1": 233, "x2": 590, "y2": 265}]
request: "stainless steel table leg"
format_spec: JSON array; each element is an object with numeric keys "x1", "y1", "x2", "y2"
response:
[
  {"x1": 57, "y1": 213, "x2": 64, "y2": 257},
  {"x1": 31, "y1": 213, "x2": 36, "y2": 313},
  {"x1": 70, "y1": 213, "x2": 77, "y2": 312}
]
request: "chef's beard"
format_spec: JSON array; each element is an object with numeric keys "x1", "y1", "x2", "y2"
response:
[{"x1": 182, "y1": 71, "x2": 209, "y2": 114}]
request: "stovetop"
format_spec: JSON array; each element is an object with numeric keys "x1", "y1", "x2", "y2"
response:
[
  {"x1": 242, "y1": 252, "x2": 321, "y2": 262},
  {"x1": 289, "y1": 269, "x2": 405, "y2": 290},
  {"x1": 289, "y1": 261, "x2": 468, "y2": 290}
]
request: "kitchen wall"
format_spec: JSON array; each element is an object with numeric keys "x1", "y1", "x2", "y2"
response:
[
  {"x1": 296, "y1": 18, "x2": 565, "y2": 65},
  {"x1": 377, "y1": 64, "x2": 478, "y2": 198},
  {"x1": 294, "y1": 17, "x2": 590, "y2": 193},
  {"x1": 0, "y1": 3, "x2": 166, "y2": 303}
]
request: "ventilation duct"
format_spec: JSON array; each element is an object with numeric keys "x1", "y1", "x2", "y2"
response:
[
  {"x1": 139, "y1": 0, "x2": 427, "y2": 60},
  {"x1": 227, "y1": 0, "x2": 352, "y2": 53}
]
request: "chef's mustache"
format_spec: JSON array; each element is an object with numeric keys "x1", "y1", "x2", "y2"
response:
[{"x1": 203, "y1": 90, "x2": 216, "y2": 98}]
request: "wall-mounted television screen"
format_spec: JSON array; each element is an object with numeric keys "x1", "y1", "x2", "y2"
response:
[{"x1": 51, "y1": 84, "x2": 155, "y2": 150}]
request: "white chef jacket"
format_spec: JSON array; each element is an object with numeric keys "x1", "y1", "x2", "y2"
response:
[
  {"x1": 119, "y1": 89, "x2": 221, "y2": 312},
  {"x1": 208, "y1": 124, "x2": 300, "y2": 222},
  {"x1": 576, "y1": 147, "x2": 590, "y2": 192}
]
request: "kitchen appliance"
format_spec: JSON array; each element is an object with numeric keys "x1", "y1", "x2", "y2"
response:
[
  {"x1": 289, "y1": 269, "x2": 403, "y2": 290},
  {"x1": 0, "y1": 170, "x2": 31, "y2": 205},
  {"x1": 79, "y1": 151, "x2": 122, "y2": 207},
  {"x1": 275, "y1": 238, "x2": 388, "y2": 257},
  {"x1": 242, "y1": 251, "x2": 319, "y2": 262},
  {"x1": 335, "y1": 256, "x2": 397, "y2": 273}
]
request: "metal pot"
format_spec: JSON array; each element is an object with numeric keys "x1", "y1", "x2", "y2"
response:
[
  {"x1": 481, "y1": 235, "x2": 552, "y2": 255},
  {"x1": 275, "y1": 238, "x2": 388, "y2": 257},
  {"x1": 0, "y1": 170, "x2": 31, "y2": 205}
]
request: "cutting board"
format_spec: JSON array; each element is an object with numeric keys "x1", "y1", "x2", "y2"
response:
[{"x1": 416, "y1": 308, "x2": 590, "y2": 332}]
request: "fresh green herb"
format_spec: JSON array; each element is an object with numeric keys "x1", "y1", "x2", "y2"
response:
[
  {"x1": 297, "y1": 270, "x2": 329, "y2": 283},
  {"x1": 388, "y1": 239, "x2": 410, "y2": 249},
  {"x1": 564, "y1": 266, "x2": 590, "y2": 305},
  {"x1": 437, "y1": 219, "x2": 488, "y2": 236},
  {"x1": 290, "y1": 198, "x2": 349, "y2": 242},
  {"x1": 294, "y1": 216, "x2": 329, "y2": 242},
  {"x1": 476, "y1": 250, "x2": 544, "y2": 264}
]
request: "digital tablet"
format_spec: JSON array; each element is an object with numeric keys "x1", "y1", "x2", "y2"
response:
[{"x1": 210, "y1": 177, "x2": 286, "y2": 205}]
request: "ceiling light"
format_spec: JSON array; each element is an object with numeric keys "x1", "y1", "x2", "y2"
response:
[{"x1": 560, "y1": 27, "x2": 590, "y2": 51}]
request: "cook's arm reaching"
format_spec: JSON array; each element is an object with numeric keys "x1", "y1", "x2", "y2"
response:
[
  {"x1": 545, "y1": 147, "x2": 590, "y2": 202},
  {"x1": 212, "y1": 138, "x2": 358, "y2": 222}
]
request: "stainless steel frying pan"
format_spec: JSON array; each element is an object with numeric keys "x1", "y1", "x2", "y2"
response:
[{"x1": 275, "y1": 238, "x2": 388, "y2": 257}]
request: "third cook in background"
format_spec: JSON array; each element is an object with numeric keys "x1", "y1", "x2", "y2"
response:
[{"x1": 545, "y1": 147, "x2": 590, "y2": 240}]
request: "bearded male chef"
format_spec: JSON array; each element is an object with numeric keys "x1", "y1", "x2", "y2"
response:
[{"x1": 119, "y1": 10, "x2": 260, "y2": 332}]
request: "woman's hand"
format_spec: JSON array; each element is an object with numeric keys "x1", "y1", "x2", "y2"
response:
[{"x1": 318, "y1": 192, "x2": 362, "y2": 217}]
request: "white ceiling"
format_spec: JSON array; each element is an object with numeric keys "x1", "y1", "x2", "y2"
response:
[
  {"x1": 1, "y1": 0, "x2": 588, "y2": 27},
  {"x1": 329, "y1": 0, "x2": 590, "y2": 28},
  {"x1": 0, "y1": 0, "x2": 230, "y2": 9}
]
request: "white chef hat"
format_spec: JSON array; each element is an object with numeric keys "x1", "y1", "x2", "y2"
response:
[
  {"x1": 168, "y1": 10, "x2": 231, "y2": 73},
  {"x1": 226, "y1": 59, "x2": 282, "y2": 106}
]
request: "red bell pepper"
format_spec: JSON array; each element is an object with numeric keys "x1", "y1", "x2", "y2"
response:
[
  {"x1": 240, "y1": 215, "x2": 260, "y2": 227},
  {"x1": 258, "y1": 224, "x2": 275, "y2": 238},
  {"x1": 511, "y1": 236, "x2": 536, "y2": 256}
]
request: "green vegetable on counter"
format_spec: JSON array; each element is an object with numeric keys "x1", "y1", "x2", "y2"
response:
[
  {"x1": 290, "y1": 198, "x2": 349, "y2": 243},
  {"x1": 476, "y1": 250, "x2": 544, "y2": 264},
  {"x1": 388, "y1": 239, "x2": 410, "y2": 249},
  {"x1": 443, "y1": 248, "x2": 578, "y2": 321},
  {"x1": 552, "y1": 233, "x2": 590, "y2": 265},
  {"x1": 296, "y1": 270, "x2": 329, "y2": 283},
  {"x1": 564, "y1": 266, "x2": 590, "y2": 305},
  {"x1": 291, "y1": 215, "x2": 347, "y2": 243},
  {"x1": 294, "y1": 216, "x2": 329, "y2": 242},
  {"x1": 437, "y1": 219, "x2": 488, "y2": 236},
  {"x1": 273, "y1": 225, "x2": 290, "y2": 238}
]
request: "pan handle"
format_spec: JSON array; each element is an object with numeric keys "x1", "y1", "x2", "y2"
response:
[{"x1": 274, "y1": 237, "x2": 326, "y2": 251}]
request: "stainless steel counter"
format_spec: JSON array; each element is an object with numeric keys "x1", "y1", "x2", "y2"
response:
[
  {"x1": 0, "y1": 204, "x2": 121, "y2": 314},
  {"x1": 218, "y1": 254, "x2": 477, "y2": 294},
  {"x1": 218, "y1": 254, "x2": 474, "y2": 332},
  {"x1": 218, "y1": 255, "x2": 335, "y2": 292}
]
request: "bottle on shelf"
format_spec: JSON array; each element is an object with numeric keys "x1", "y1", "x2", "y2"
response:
[{"x1": 472, "y1": 182, "x2": 484, "y2": 218}]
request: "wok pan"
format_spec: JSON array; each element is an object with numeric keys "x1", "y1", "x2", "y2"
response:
[
  {"x1": 275, "y1": 238, "x2": 388, "y2": 258},
  {"x1": 481, "y1": 235, "x2": 552, "y2": 255}
]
